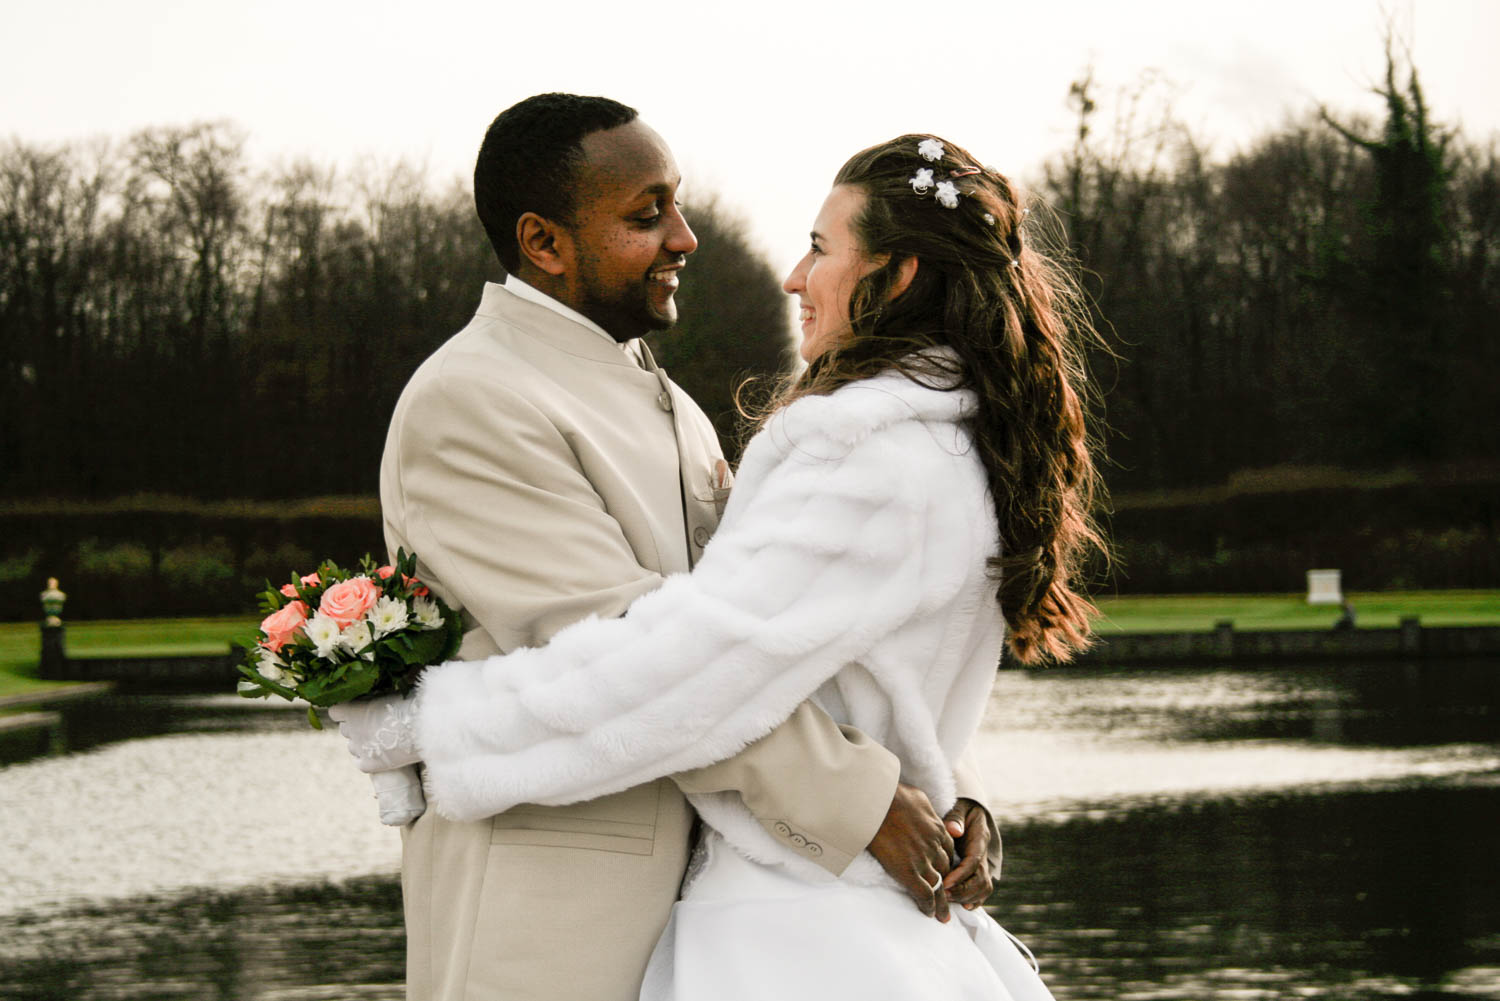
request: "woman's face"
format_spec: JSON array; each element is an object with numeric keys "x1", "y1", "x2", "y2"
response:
[{"x1": 782, "y1": 185, "x2": 882, "y2": 363}]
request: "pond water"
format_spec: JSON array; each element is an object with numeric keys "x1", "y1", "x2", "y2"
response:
[{"x1": 2, "y1": 660, "x2": 1497, "y2": 1000}]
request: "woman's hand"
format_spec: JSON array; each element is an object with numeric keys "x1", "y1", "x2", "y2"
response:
[
  {"x1": 327, "y1": 696, "x2": 427, "y2": 827},
  {"x1": 327, "y1": 693, "x2": 421, "y2": 773},
  {"x1": 941, "y1": 798, "x2": 997, "y2": 910}
]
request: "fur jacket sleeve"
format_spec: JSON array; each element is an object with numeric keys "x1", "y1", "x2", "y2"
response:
[{"x1": 414, "y1": 369, "x2": 1005, "y2": 863}]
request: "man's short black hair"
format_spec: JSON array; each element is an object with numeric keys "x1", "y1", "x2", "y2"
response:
[{"x1": 474, "y1": 93, "x2": 639, "y2": 274}]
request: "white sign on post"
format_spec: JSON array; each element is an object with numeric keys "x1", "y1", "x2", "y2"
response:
[{"x1": 1306, "y1": 569, "x2": 1343, "y2": 605}]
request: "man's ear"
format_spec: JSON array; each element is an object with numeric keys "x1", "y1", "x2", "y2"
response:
[
  {"x1": 516, "y1": 212, "x2": 572, "y2": 277},
  {"x1": 888, "y1": 255, "x2": 919, "y2": 299}
]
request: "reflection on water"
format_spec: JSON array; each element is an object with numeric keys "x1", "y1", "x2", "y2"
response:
[
  {"x1": 985, "y1": 660, "x2": 1500, "y2": 747},
  {"x1": 26, "y1": 693, "x2": 316, "y2": 759},
  {"x1": 1, "y1": 660, "x2": 1497, "y2": 999},
  {"x1": 1001, "y1": 782, "x2": 1500, "y2": 1000},
  {"x1": 0, "y1": 877, "x2": 404, "y2": 1001},
  {"x1": 3, "y1": 783, "x2": 1496, "y2": 1000}
]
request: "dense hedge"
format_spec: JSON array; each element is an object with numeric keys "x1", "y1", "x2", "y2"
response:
[
  {"x1": 2, "y1": 473, "x2": 1495, "y2": 620},
  {"x1": 1102, "y1": 473, "x2": 1499, "y2": 593},
  {"x1": 0, "y1": 497, "x2": 382, "y2": 621}
]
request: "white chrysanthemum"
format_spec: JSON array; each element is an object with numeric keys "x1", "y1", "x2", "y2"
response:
[
  {"x1": 413, "y1": 595, "x2": 443, "y2": 630},
  {"x1": 304, "y1": 612, "x2": 343, "y2": 660},
  {"x1": 341, "y1": 620, "x2": 376, "y2": 660},
  {"x1": 909, "y1": 168, "x2": 935, "y2": 194},
  {"x1": 367, "y1": 595, "x2": 409, "y2": 639},
  {"x1": 935, "y1": 181, "x2": 961, "y2": 208},
  {"x1": 255, "y1": 648, "x2": 286, "y2": 681},
  {"x1": 917, "y1": 138, "x2": 945, "y2": 161}
]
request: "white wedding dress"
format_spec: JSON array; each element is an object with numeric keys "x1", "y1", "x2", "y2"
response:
[
  {"x1": 412, "y1": 368, "x2": 1063, "y2": 999},
  {"x1": 641, "y1": 830, "x2": 1056, "y2": 1001}
]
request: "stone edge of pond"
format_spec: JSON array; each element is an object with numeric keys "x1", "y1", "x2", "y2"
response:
[
  {"x1": 0, "y1": 681, "x2": 115, "y2": 714},
  {"x1": 1066, "y1": 623, "x2": 1500, "y2": 667}
]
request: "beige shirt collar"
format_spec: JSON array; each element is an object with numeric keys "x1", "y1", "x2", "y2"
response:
[{"x1": 502, "y1": 274, "x2": 622, "y2": 351}]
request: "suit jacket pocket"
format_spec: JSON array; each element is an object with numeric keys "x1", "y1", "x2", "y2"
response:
[{"x1": 489, "y1": 780, "x2": 662, "y2": 856}]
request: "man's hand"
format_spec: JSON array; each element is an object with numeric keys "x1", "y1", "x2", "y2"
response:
[
  {"x1": 866, "y1": 782, "x2": 957, "y2": 922},
  {"x1": 941, "y1": 798, "x2": 997, "y2": 910}
]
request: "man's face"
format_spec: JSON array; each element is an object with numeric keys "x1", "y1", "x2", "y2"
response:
[{"x1": 562, "y1": 120, "x2": 697, "y2": 341}]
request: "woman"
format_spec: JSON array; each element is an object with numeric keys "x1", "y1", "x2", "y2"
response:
[{"x1": 339, "y1": 134, "x2": 1104, "y2": 999}]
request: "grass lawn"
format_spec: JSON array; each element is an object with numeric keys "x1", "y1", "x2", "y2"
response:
[
  {"x1": 0, "y1": 616, "x2": 256, "y2": 699},
  {"x1": 0, "y1": 592, "x2": 1496, "y2": 698},
  {"x1": 1093, "y1": 590, "x2": 1500, "y2": 634}
]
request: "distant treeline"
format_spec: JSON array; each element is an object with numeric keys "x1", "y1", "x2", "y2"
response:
[
  {"x1": 0, "y1": 129, "x2": 786, "y2": 501},
  {"x1": 1039, "y1": 55, "x2": 1499, "y2": 489},
  {"x1": 1, "y1": 47, "x2": 1496, "y2": 504}
]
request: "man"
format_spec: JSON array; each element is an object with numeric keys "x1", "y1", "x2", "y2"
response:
[{"x1": 338, "y1": 93, "x2": 998, "y2": 1000}]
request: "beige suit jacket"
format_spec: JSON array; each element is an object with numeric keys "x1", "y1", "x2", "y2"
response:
[{"x1": 380, "y1": 283, "x2": 913, "y2": 1000}]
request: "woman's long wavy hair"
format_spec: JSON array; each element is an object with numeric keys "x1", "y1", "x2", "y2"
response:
[{"x1": 755, "y1": 135, "x2": 1108, "y2": 664}]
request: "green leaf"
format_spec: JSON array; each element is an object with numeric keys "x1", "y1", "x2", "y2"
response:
[
  {"x1": 402, "y1": 628, "x2": 448, "y2": 666},
  {"x1": 440, "y1": 604, "x2": 464, "y2": 661},
  {"x1": 299, "y1": 672, "x2": 329, "y2": 701},
  {"x1": 307, "y1": 705, "x2": 323, "y2": 730},
  {"x1": 258, "y1": 585, "x2": 283, "y2": 614},
  {"x1": 235, "y1": 660, "x2": 299, "y2": 701},
  {"x1": 236, "y1": 679, "x2": 272, "y2": 700},
  {"x1": 308, "y1": 661, "x2": 381, "y2": 705}
]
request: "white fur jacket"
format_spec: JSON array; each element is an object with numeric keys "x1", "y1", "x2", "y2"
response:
[{"x1": 415, "y1": 365, "x2": 1006, "y2": 884}]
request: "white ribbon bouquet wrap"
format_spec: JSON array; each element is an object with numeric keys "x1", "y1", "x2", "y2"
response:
[{"x1": 236, "y1": 549, "x2": 462, "y2": 825}]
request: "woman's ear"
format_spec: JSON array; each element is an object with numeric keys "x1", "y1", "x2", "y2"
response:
[
  {"x1": 516, "y1": 212, "x2": 572, "y2": 277},
  {"x1": 888, "y1": 255, "x2": 919, "y2": 299}
]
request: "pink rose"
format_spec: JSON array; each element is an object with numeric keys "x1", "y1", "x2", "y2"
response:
[
  {"x1": 279, "y1": 572, "x2": 323, "y2": 598},
  {"x1": 260, "y1": 600, "x2": 309, "y2": 652},
  {"x1": 319, "y1": 577, "x2": 381, "y2": 628}
]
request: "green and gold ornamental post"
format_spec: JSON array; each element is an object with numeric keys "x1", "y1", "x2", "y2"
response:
[{"x1": 39, "y1": 577, "x2": 67, "y2": 678}]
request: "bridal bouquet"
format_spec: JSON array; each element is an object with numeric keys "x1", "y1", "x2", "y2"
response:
[{"x1": 236, "y1": 549, "x2": 462, "y2": 729}]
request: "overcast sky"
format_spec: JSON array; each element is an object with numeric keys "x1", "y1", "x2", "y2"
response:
[{"x1": 5, "y1": 0, "x2": 1497, "y2": 276}]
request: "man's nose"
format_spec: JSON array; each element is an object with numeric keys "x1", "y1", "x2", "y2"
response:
[{"x1": 666, "y1": 209, "x2": 698, "y2": 255}]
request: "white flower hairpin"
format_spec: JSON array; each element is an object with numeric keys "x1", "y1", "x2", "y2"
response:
[{"x1": 911, "y1": 142, "x2": 991, "y2": 211}]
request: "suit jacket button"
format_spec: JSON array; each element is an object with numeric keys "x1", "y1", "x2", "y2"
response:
[
  {"x1": 790, "y1": 833, "x2": 807, "y2": 848},
  {"x1": 774, "y1": 821, "x2": 792, "y2": 838},
  {"x1": 806, "y1": 842, "x2": 823, "y2": 857},
  {"x1": 657, "y1": 391, "x2": 673, "y2": 412},
  {"x1": 693, "y1": 526, "x2": 710, "y2": 547}
]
